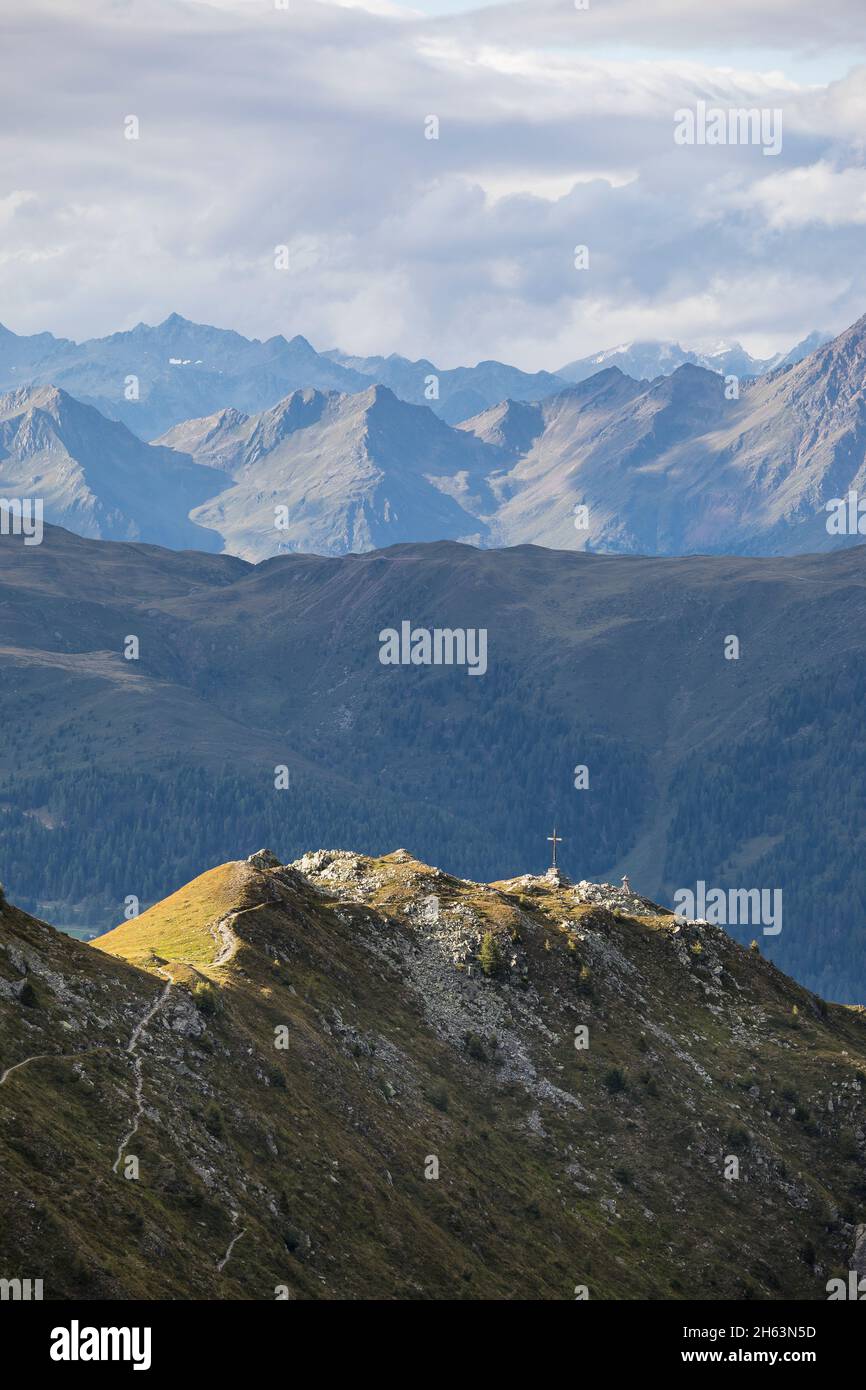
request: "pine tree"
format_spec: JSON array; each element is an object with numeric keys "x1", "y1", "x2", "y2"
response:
[{"x1": 479, "y1": 931, "x2": 504, "y2": 977}]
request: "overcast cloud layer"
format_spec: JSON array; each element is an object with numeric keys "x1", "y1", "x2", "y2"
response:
[{"x1": 2, "y1": 0, "x2": 866, "y2": 367}]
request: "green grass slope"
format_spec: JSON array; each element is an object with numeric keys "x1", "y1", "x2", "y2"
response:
[{"x1": 1, "y1": 851, "x2": 865, "y2": 1300}]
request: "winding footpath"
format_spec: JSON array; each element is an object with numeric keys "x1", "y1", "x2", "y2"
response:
[
  {"x1": 112, "y1": 970, "x2": 173, "y2": 1174},
  {"x1": 216, "y1": 1224, "x2": 247, "y2": 1273},
  {"x1": 1, "y1": 1050, "x2": 80, "y2": 1086},
  {"x1": 1, "y1": 1043, "x2": 111, "y2": 1087},
  {"x1": 3, "y1": 921, "x2": 253, "y2": 1273},
  {"x1": 208, "y1": 912, "x2": 241, "y2": 968}
]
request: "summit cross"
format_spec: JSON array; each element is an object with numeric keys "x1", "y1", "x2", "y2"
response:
[{"x1": 547, "y1": 826, "x2": 563, "y2": 870}]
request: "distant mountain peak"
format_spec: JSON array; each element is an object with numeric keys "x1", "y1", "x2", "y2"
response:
[
  {"x1": 458, "y1": 395, "x2": 544, "y2": 458},
  {"x1": 361, "y1": 381, "x2": 400, "y2": 405},
  {"x1": 0, "y1": 381, "x2": 69, "y2": 415}
]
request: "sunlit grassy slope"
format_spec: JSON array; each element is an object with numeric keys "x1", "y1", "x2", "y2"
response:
[
  {"x1": 2, "y1": 848, "x2": 866, "y2": 1299},
  {"x1": 97, "y1": 861, "x2": 255, "y2": 969}
]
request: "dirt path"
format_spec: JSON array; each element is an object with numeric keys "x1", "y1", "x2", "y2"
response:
[
  {"x1": 209, "y1": 912, "x2": 241, "y2": 968},
  {"x1": 216, "y1": 1225, "x2": 247, "y2": 1273},
  {"x1": 112, "y1": 970, "x2": 173, "y2": 1174},
  {"x1": 1, "y1": 1051, "x2": 78, "y2": 1086},
  {"x1": 0, "y1": 1042, "x2": 114, "y2": 1088},
  {"x1": 126, "y1": 975, "x2": 173, "y2": 1053},
  {"x1": 1, "y1": 969, "x2": 174, "y2": 1176}
]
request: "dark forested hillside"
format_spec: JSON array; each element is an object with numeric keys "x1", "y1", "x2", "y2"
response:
[
  {"x1": 2, "y1": 524, "x2": 866, "y2": 1000},
  {"x1": 664, "y1": 656, "x2": 866, "y2": 999}
]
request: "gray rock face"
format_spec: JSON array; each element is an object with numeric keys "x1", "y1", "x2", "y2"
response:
[
  {"x1": 246, "y1": 849, "x2": 283, "y2": 870},
  {"x1": 164, "y1": 384, "x2": 494, "y2": 561},
  {"x1": 543, "y1": 866, "x2": 571, "y2": 888},
  {"x1": 0, "y1": 384, "x2": 225, "y2": 550}
]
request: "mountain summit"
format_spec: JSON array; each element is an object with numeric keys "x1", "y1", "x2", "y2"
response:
[
  {"x1": 2, "y1": 848, "x2": 866, "y2": 1299},
  {"x1": 0, "y1": 384, "x2": 224, "y2": 549},
  {"x1": 158, "y1": 384, "x2": 495, "y2": 559}
]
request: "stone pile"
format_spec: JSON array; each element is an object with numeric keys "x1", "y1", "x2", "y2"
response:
[{"x1": 573, "y1": 880, "x2": 656, "y2": 917}]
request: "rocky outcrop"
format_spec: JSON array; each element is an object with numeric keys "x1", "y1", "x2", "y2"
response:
[{"x1": 246, "y1": 849, "x2": 283, "y2": 871}]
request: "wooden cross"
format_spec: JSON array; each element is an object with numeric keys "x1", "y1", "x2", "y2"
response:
[{"x1": 547, "y1": 825, "x2": 563, "y2": 869}]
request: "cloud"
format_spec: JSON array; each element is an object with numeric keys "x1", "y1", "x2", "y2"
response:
[
  {"x1": 0, "y1": 0, "x2": 864, "y2": 368},
  {"x1": 436, "y1": 0, "x2": 866, "y2": 58},
  {"x1": 749, "y1": 161, "x2": 866, "y2": 228}
]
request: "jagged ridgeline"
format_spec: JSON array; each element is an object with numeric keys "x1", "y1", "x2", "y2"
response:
[{"x1": 1, "y1": 849, "x2": 865, "y2": 1300}]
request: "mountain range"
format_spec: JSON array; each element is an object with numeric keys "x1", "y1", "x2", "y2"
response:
[
  {"x1": 555, "y1": 331, "x2": 829, "y2": 385},
  {"x1": 1, "y1": 310, "x2": 865, "y2": 558},
  {"x1": 0, "y1": 312, "x2": 826, "y2": 442},
  {"x1": 0, "y1": 314, "x2": 569, "y2": 440},
  {"x1": 2, "y1": 847, "x2": 866, "y2": 1298},
  {"x1": 2, "y1": 523, "x2": 866, "y2": 1002}
]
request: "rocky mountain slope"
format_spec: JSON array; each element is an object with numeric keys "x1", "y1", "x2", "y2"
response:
[
  {"x1": 2, "y1": 524, "x2": 866, "y2": 1002},
  {"x1": 460, "y1": 312, "x2": 866, "y2": 555},
  {"x1": 0, "y1": 384, "x2": 224, "y2": 549},
  {"x1": 157, "y1": 309, "x2": 866, "y2": 559},
  {"x1": 2, "y1": 848, "x2": 865, "y2": 1300},
  {"x1": 157, "y1": 384, "x2": 495, "y2": 560}
]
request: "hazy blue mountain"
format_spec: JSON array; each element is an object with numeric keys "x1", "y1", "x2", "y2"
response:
[
  {"x1": 157, "y1": 309, "x2": 866, "y2": 561},
  {"x1": 324, "y1": 347, "x2": 569, "y2": 423},
  {"x1": 0, "y1": 314, "x2": 567, "y2": 438},
  {"x1": 0, "y1": 315, "x2": 371, "y2": 441},
  {"x1": 157, "y1": 384, "x2": 495, "y2": 559},
  {"x1": 556, "y1": 338, "x2": 779, "y2": 384},
  {"x1": 0, "y1": 313, "x2": 833, "y2": 444},
  {"x1": 0, "y1": 321, "x2": 72, "y2": 381},
  {"x1": 1, "y1": 313, "x2": 859, "y2": 560},
  {"x1": 0, "y1": 384, "x2": 224, "y2": 549}
]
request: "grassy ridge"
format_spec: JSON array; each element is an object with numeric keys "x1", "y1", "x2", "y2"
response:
[{"x1": 1, "y1": 849, "x2": 866, "y2": 1298}]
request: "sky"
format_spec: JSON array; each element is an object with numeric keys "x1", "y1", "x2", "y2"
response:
[{"x1": 1, "y1": 0, "x2": 866, "y2": 369}]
